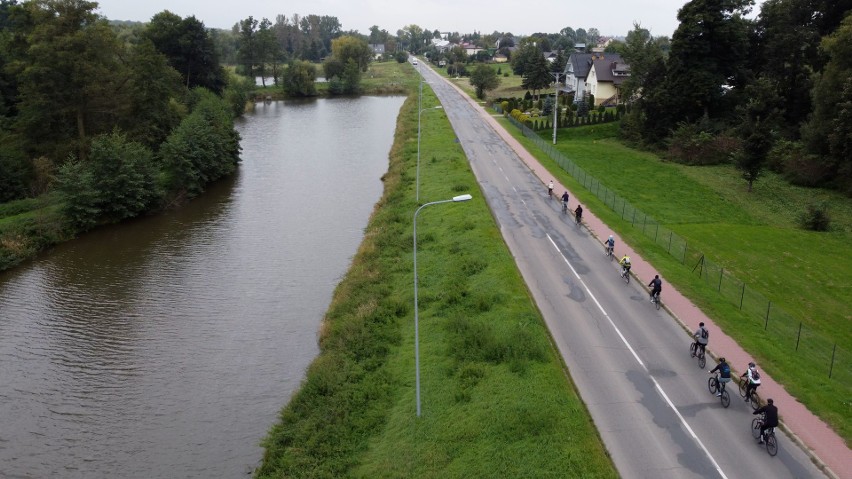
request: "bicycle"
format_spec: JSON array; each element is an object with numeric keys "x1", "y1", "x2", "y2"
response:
[
  {"x1": 689, "y1": 342, "x2": 706, "y2": 369},
  {"x1": 562, "y1": 200, "x2": 569, "y2": 214},
  {"x1": 575, "y1": 213, "x2": 582, "y2": 227},
  {"x1": 604, "y1": 245, "x2": 614, "y2": 260},
  {"x1": 708, "y1": 372, "x2": 731, "y2": 408},
  {"x1": 739, "y1": 377, "x2": 761, "y2": 411},
  {"x1": 751, "y1": 413, "x2": 778, "y2": 456},
  {"x1": 651, "y1": 291, "x2": 661, "y2": 310},
  {"x1": 620, "y1": 266, "x2": 630, "y2": 284}
]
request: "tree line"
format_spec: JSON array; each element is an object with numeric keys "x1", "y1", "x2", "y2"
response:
[
  {"x1": 619, "y1": 0, "x2": 852, "y2": 194},
  {"x1": 0, "y1": 0, "x2": 249, "y2": 226}
]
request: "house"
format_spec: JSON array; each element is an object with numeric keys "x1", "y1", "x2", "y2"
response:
[
  {"x1": 591, "y1": 37, "x2": 613, "y2": 53},
  {"x1": 563, "y1": 53, "x2": 627, "y2": 104},
  {"x1": 543, "y1": 51, "x2": 559, "y2": 63},
  {"x1": 585, "y1": 55, "x2": 629, "y2": 105},
  {"x1": 368, "y1": 43, "x2": 385, "y2": 59},
  {"x1": 461, "y1": 42, "x2": 483, "y2": 56},
  {"x1": 493, "y1": 54, "x2": 508, "y2": 63},
  {"x1": 431, "y1": 38, "x2": 453, "y2": 54},
  {"x1": 574, "y1": 43, "x2": 586, "y2": 52}
]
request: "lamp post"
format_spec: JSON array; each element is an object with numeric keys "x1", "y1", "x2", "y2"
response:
[
  {"x1": 413, "y1": 194, "x2": 473, "y2": 417},
  {"x1": 551, "y1": 72, "x2": 563, "y2": 145},
  {"x1": 417, "y1": 105, "x2": 443, "y2": 202}
]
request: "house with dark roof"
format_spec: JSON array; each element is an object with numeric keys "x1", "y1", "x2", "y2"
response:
[
  {"x1": 587, "y1": 56, "x2": 629, "y2": 105},
  {"x1": 562, "y1": 53, "x2": 627, "y2": 104}
]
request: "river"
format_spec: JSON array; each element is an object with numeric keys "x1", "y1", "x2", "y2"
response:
[{"x1": 0, "y1": 95, "x2": 405, "y2": 478}]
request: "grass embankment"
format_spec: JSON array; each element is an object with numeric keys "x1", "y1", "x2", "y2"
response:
[
  {"x1": 494, "y1": 119, "x2": 852, "y2": 444},
  {"x1": 0, "y1": 194, "x2": 68, "y2": 271},
  {"x1": 257, "y1": 80, "x2": 617, "y2": 477}
]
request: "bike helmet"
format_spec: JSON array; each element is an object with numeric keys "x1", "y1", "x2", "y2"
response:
[
  {"x1": 609, "y1": 235, "x2": 613, "y2": 240},
  {"x1": 699, "y1": 322, "x2": 704, "y2": 327},
  {"x1": 749, "y1": 362, "x2": 756, "y2": 368},
  {"x1": 719, "y1": 357, "x2": 726, "y2": 363},
  {"x1": 767, "y1": 398, "x2": 774, "y2": 405}
]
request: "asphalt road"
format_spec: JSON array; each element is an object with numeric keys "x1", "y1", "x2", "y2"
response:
[{"x1": 418, "y1": 62, "x2": 828, "y2": 479}]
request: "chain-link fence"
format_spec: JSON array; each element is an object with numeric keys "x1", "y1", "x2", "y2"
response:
[{"x1": 497, "y1": 107, "x2": 849, "y2": 386}]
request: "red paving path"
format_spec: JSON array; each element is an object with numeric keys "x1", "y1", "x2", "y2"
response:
[{"x1": 443, "y1": 78, "x2": 851, "y2": 479}]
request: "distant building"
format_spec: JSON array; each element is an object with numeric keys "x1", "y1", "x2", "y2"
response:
[
  {"x1": 368, "y1": 43, "x2": 385, "y2": 59},
  {"x1": 563, "y1": 53, "x2": 629, "y2": 104}
]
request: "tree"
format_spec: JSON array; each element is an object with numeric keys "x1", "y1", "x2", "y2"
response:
[
  {"x1": 237, "y1": 16, "x2": 258, "y2": 79},
  {"x1": 802, "y1": 13, "x2": 852, "y2": 191},
  {"x1": 522, "y1": 49, "x2": 551, "y2": 99},
  {"x1": 736, "y1": 117, "x2": 772, "y2": 191},
  {"x1": 14, "y1": 0, "x2": 127, "y2": 162},
  {"x1": 145, "y1": 11, "x2": 226, "y2": 93},
  {"x1": 329, "y1": 35, "x2": 371, "y2": 72},
  {"x1": 282, "y1": 60, "x2": 316, "y2": 97},
  {"x1": 56, "y1": 131, "x2": 160, "y2": 229},
  {"x1": 620, "y1": 23, "x2": 664, "y2": 104},
  {"x1": 469, "y1": 64, "x2": 500, "y2": 99},
  {"x1": 664, "y1": 0, "x2": 753, "y2": 124},
  {"x1": 119, "y1": 39, "x2": 183, "y2": 149}
]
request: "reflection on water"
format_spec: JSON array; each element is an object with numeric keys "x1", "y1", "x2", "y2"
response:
[{"x1": 0, "y1": 96, "x2": 404, "y2": 478}]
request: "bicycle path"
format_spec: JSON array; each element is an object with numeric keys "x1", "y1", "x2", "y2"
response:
[
  {"x1": 489, "y1": 115, "x2": 849, "y2": 479},
  {"x1": 437, "y1": 77, "x2": 849, "y2": 479}
]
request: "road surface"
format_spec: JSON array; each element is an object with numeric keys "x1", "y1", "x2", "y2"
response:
[{"x1": 417, "y1": 61, "x2": 830, "y2": 479}]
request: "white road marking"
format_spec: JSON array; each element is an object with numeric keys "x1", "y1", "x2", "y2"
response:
[{"x1": 546, "y1": 233, "x2": 729, "y2": 479}]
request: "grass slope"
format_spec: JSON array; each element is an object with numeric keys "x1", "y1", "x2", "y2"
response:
[{"x1": 257, "y1": 67, "x2": 617, "y2": 478}]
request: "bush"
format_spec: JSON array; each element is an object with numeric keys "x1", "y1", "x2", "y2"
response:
[
  {"x1": 768, "y1": 139, "x2": 834, "y2": 187},
  {"x1": 666, "y1": 122, "x2": 739, "y2": 165},
  {"x1": 799, "y1": 202, "x2": 831, "y2": 231}
]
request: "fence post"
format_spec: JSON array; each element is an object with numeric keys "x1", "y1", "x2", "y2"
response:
[
  {"x1": 642, "y1": 214, "x2": 647, "y2": 234},
  {"x1": 765, "y1": 301, "x2": 771, "y2": 330},
  {"x1": 632, "y1": 209, "x2": 636, "y2": 226},
  {"x1": 829, "y1": 343, "x2": 836, "y2": 378},
  {"x1": 622, "y1": 201, "x2": 626, "y2": 219},
  {"x1": 796, "y1": 322, "x2": 802, "y2": 351},
  {"x1": 667, "y1": 231, "x2": 672, "y2": 252},
  {"x1": 718, "y1": 268, "x2": 724, "y2": 292},
  {"x1": 739, "y1": 283, "x2": 745, "y2": 310}
]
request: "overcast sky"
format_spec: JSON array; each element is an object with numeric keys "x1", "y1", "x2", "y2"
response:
[{"x1": 93, "y1": 0, "x2": 766, "y2": 38}]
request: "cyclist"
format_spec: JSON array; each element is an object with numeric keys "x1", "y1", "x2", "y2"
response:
[
  {"x1": 574, "y1": 204, "x2": 583, "y2": 224},
  {"x1": 605, "y1": 235, "x2": 615, "y2": 256},
  {"x1": 561, "y1": 191, "x2": 570, "y2": 211},
  {"x1": 692, "y1": 322, "x2": 709, "y2": 357},
  {"x1": 548, "y1": 180, "x2": 554, "y2": 198},
  {"x1": 753, "y1": 398, "x2": 778, "y2": 443},
  {"x1": 708, "y1": 357, "x2": 732, "y2": 397},
  {"x1": 648, "y1": 274, "x2": 662, "y2": 303},
  {"x1": 619, "y1": 255, "x2": 631, "y2": 276},
  {"x1": 741, "y1": 362, "x2": 761, "y2": 402}
]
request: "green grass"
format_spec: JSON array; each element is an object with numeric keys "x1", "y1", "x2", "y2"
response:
[
  {"x1": 493, "y1": 118, "x2": 852, "y2": 444},
  {"x1": 257, "y1": 75, "x2": 617, "y2": 478}
]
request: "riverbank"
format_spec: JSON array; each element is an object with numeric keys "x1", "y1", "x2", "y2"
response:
[{"x1": 256, "y1": 80, "x2": 618, "y2": 476}]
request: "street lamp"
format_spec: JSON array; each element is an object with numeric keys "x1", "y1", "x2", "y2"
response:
[
  {"x1": 417, "y1": 105, "x2": 443, "y2": 202},
  {"x1": 413, "y1": 194, "x2": 473, "y2": 417}
]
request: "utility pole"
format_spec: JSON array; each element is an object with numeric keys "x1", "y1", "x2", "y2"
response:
[{"x1": 550, "y1": 72, "x2": 562, "y2": 145}]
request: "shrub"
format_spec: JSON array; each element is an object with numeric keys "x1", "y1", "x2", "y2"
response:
[
  {"x1": 799, "y1": 202, "x2": 831, "y2": 231},
  {"x1": 666, "y1": 122, "x2": 739, "y2": 165}
]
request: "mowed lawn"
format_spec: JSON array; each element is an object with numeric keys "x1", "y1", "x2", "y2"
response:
[{"x1": 523, "y1": 121, "x2": 852, "y2": 442}]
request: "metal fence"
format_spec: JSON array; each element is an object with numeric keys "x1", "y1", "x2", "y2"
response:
[{"x1": 498, "y1": 107, "x2": 849, "y2": 386}]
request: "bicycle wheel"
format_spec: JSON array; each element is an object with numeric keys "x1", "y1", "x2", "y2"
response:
[
  {"x1": 721, "y1": 389, "x2": 730, "y2": 408},
  {"x1": 738, "y1": 379, "x2": 748, "y2": 397},
  {"x1": 749, "y1": 391, "x2": 761, "y2": 411},
  {"x1": 698, "y1": 353, "x2": 706, "y2": 369},
  {"x1": 655, "y1": 294, "x2": 661, "y2": 310},
  {"x1": 766, "y1": 433, "x2": 778, "y2": 456},
  {"x1": 708, "y1": 377, "x2": 718, "y2": 394},
  {"x1": 689, "y1": 342, "x2": 696, "y2": 357},
  {"x1": 751, "y1": 418, "x2": 763, "y2": 439}
]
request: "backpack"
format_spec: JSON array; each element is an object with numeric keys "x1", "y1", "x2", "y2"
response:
[
  {"x1": 700, "y1": 328, "x2": 708, "y2": 339},
  {"x1": 720, "y1": 363, "x2": 730, "y2": 375},
  {"x1": 752, "y1": 370, "x2": 760, "y2": 380}
]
